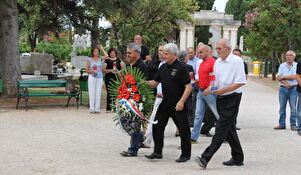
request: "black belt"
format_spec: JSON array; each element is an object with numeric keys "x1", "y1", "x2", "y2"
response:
[
  {"x1": 217, "y1": 92, "x2": 241, "y2": 99},
  {"x1": 280, "y1": 85, "x2": 297, "y2": 88}
]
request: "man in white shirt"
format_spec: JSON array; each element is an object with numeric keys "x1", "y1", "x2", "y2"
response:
[
  {"x1": 195, "y1": 39, "x2": 246, "y2": 169},
  {"x1": 187, "y1": 47, "x2": 202, "y2": 127},
  {"x1": 274, "y1": 51, "x2": 298, "y2": 131}
]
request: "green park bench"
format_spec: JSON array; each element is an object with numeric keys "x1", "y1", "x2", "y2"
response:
[{"x1": 16, "y1": 80, "x2": 79, "y2": 111}]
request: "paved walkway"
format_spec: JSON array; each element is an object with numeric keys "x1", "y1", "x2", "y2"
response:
[{"x1": 0, "y1": 80, "x2": 300, "y2": 175}]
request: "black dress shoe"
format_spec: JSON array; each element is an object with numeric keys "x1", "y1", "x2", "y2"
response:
[
  {"x1": 204, "y1": 133, "x2": 214, "y2": 137},
  {"x1": 145, "y1": 153, "x2": 162, "y2": 159},
  {"x1": 195, "y1": 156, "x2": 208, "y2": 169},
  {"x1": 223, "y1": 158, "x2": 244, "y2": 166},
  {"x1": 175, "y1": 157, "x2": 190, "y2": 163}
]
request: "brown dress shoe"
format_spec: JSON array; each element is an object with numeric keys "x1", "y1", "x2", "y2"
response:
[
  {"x1": 274, "y1": 126, "x2": 286, "y2": 130},
  {"x1": 291, "y1": 126, "x2": 297, "y2": 131}
]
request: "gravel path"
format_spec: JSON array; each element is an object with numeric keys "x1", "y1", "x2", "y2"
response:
[{"x1": 0, "y1": 80, "x2": 300, "y2": 175}]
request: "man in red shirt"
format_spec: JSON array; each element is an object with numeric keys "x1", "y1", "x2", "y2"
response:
[{"x1": 191, "y1": 45, "x2": 220, "y2": 143}]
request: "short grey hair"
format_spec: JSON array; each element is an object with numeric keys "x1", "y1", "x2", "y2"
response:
[
  {"x1": 178, "y1": 51, "x2": 188, "y2": 61},
  {"x1": 127, "y1": 42, "x2": 141, "y2": 53},
  {"x1": 286, "y1": 50, "x2": 296, "y2": 57},
  {"x1": 163, "y1": 43, "x2": 178, "y2": 56},
  {"x1": 220, "y1": 38, "x2": 232, "y2": 49},
  {"x1": 187, "y1": 47, "x2": 194, "y2": 51}
]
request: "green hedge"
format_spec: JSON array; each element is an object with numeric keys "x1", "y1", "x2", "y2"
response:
[
  {"x1": 19, "y1": 43, "x2": 110, "y2": 61},
  {"x1": 19, "y1": 42, "x2": 72, "y2": 61}
]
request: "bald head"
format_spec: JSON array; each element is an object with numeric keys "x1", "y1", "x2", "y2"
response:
[
  {"x1": 198, "y1": 45, "x2": 212, "y2": 60},
  {"x1": 216, "y1": 39, "x2": 232, "y2": 60},
  {"x1": 134, "y1": 35, "x2": 142, "y2": 45}
]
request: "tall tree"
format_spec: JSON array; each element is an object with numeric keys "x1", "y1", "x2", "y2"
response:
[
  {"x1": 244, "y1": 0, "x2": 301, "y2": 79},
  {"x1": 0, "y1": 0, "x2": 22, "y2": 97}
]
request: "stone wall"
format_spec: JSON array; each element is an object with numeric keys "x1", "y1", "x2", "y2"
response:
[{"x1": 20, "y1": 53, "x2": 53, "y2": 74}]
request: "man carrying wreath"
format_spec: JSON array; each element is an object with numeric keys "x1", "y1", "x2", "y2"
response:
[
  {"x1": 120, "y1": 43, "x2": 149, "y2": 157},
  {"x1": 146, "y1": 43, "x2": 192, "y2": 163}
]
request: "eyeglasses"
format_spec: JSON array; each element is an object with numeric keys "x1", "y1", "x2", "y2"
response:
[{"x1": 215, "y1": 47, "x2": 224, "y2": 50}]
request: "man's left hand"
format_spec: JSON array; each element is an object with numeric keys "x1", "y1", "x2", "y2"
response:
[
  {"x1": 175, "y1": 101, "x2": 184, "y2": 111},
  {"x1": 212, "y1": 88, "x2": 225, "y2": 95}
]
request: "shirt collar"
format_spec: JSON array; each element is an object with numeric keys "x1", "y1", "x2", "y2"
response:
[
  {"x1": 132, "y1": 58, "x2": 142, "y2": 67},
  {"x1": 219, "y1": 53, "x2": 233, "y2": 63},
  {"x1": 167, "y1": 59, "x2": 179, "y2": 68}
]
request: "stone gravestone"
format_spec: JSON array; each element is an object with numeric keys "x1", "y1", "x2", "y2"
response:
[
  {"x1": 20, "y1": 53, "x2": 53, "y2": 74},
  {"x1": 70, "y1": 52, "x2": 89, "y2": 70}
]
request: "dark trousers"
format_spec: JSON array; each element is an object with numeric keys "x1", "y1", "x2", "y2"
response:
[
  {"x1": 201, "y1": 107, "x2": 217, "y2": 134},
  {"x1": 186, "y1": 95, "x2": 194, "y2": 127},
  {"x1": 153, "y1": 106, "x2": 191, "y2": 157},
  {"x1": 104, "y1": 76, "x2": 113, "y2": 111},
  {"x1": 201, "y1": 93, "x2": 244, "y2": 162}
]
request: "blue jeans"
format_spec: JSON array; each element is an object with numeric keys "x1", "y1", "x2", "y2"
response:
[
  {"x1": 127, "y1": 131, "x2": 143, "y2": 155},
  {"x1": 191, "y1": 89, "x2": 220, "y2": 141},
  {"x1": 296, "y1": 92, "x2": 301, "y2": 131},
  {"x1": 278, "y1": 86, "x2": 297, "y2": 127}
]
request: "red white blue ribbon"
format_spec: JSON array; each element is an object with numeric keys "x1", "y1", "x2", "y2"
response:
[{"x1": 118, "y1": 99, "x2": 158, "y2": 124}]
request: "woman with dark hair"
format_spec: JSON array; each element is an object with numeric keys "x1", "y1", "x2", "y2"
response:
[
  {"x1": 85, "y1": 47, "x2": 104, "y2": 114},
  {"x1": 102, "y1": 48, "x2": 125, "y2": 112}
]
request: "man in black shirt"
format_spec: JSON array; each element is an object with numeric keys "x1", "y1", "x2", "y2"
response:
[
  {"x1": 134, "y1": 35, "x2": 151, "y2": 62},
  {"x1": 145, "y1": 43, "x2": 192, "y2": 163},
  {"x1": 120, "y1": 43, "x2": 149, "y2": 157}
]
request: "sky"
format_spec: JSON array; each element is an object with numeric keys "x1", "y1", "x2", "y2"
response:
[
  {"x1": 213, "y1": 0, "x2": 228, "y2": 12},
  {"x1": 99, "y1": 0, "x2": 229, "y2": 28}
]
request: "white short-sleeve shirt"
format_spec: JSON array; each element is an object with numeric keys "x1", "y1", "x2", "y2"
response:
[
  {"x1": 214, "y1": 53, "x2": 247, "y2": 95},
  {"x1": 277, "y1": 62, "x2": 297, "y2": 86}
]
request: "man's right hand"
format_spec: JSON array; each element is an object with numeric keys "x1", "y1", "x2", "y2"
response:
[
  {"x1": 156, "y1": 93, "x2": 163, "y2": 98},
  {"x1": 285, "y1": 84, "x2": 292, "y2": 88}
]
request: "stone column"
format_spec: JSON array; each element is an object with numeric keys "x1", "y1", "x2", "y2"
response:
[
  {"x1": 179, "y1": 27, "x2": 187, "y2": 51},
  {"x1": 230, "y1": 28, "x2": 238, "y2": 50},
  {"x1": 239, "y1": 35, "x2": 244, "y2": 51},
  {"x1": 186, "y1": 26, "x2": 195, "y2": 49},
  {"x1": 223, "y1": 26, "x2": 239, "y2": 50},
  {"x1": 223, "y1": 27, "x2": 230, "y2": 40}
]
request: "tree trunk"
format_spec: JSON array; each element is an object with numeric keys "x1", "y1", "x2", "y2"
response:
[
  {"x1": 90, "y1": 17, "x2": 99, "y2": 48},
  {"x1": 0, "y1": 0, "x2": 22, "y2": 97},
  {"x1": 264, "y1": 58, "x2": 268, "y2": 78},
  {"x1": 271, "y1": 50, "x2": 276, "y2": 81}
]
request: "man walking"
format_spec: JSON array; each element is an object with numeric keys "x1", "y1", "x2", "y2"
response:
[
  {"x1": 145, "y1": 43, "x2": 192, "y2": 163},
  {"x1": 120, "y1": 43, "x2": 149, "y2": 157},
  {"x1": 191, "y1": 45, "x2": 220, "y2": 143},
  {"x1": 195, "y1": 39, "x2": 246, "y2": 169},
  {"x1": 274, "y1": 50, "x2": 298, "y2": 131}
]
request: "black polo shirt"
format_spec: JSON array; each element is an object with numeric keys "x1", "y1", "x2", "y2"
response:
[
  {"x1": 132, "y1": 58, "x2": 149, "y2": 80},
  {"x1": 154, "y1": 59, "x2": 190, "y2": 109},
  {"x1": 296, "y1": 62, "x2": 301, "y2": 93}
]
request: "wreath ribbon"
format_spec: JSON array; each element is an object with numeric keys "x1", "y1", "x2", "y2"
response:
[{"x1": 118, "y1": 99, "x2": 158, "y2": 124}]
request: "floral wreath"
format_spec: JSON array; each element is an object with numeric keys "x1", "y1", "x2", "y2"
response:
[{"x1": 108, "y1": 66, "x2": 154, "y2": 135}]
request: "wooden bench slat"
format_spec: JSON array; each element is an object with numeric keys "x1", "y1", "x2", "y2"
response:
[
  {"x1": 19, "y1": 93, "x2": 78, "y2": 96},
  {"x1": 19, "y1": 84, "x2": 65, "y2": 88},
  {"x1": 19, "y1": 80, "x2": 66, "y2": 84}
]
